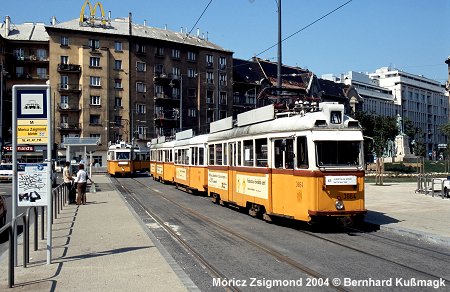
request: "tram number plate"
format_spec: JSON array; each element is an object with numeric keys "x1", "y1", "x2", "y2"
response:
[
  {"x1": 342, "y1": 193, "x2": 357, "y2": 200},
  {"x1": 325, "y1": 175, "x2": 356, "y2": 185}
]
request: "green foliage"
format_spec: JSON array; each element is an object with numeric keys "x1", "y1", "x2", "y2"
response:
[{"x1": 384, "y1": 163, "x2": 416, "y2": 173}]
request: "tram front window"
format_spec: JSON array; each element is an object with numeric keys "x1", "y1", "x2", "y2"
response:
[
  {"x1": 316, "y1": 141, "x2": 361, "y2": 167},
  {"x1": 116, "y1": 152, "x2": 130, "y2": 160}
]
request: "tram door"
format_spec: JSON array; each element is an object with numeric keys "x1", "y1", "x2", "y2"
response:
[
  {"x1": 271, "y1": 138, "x2": 295, "y2": 215},
  {"x1": 228, "y1": 142, "x2": 235, "y2": 202}
]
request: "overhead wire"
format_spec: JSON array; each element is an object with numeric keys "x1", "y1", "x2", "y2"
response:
[
  {"x1": 254, "y1": 0, "x2": 353, "y2": 58},
  {"x1": 185, "y1": 0, "x2": 214, "y2": 38}
]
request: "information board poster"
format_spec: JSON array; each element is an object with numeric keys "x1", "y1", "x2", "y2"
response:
[{"x1": 17, "y1": 163, "x2": 48, "y2": 207}]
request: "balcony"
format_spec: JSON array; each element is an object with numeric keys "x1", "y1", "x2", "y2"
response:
[
  {"x1": 58, "y1": 103, "x2": 81, "y2": 111},
  {"x1": 58, "y1": 83, "x2": 81, "y2": 92},
  {"x1": 14, "y1": 55, "x2": 49, "y2": 62},
  {"x1": 153, "y1": 72, "x2": 170, "y2": 80},
  {"x1": 57, "y1": 64, "x2": 81, "y2": 73},
  {"x1": 58, "y1": 123, "x2": 82, "y2": 131}
]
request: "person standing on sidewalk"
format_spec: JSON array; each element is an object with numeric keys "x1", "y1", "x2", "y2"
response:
[
  {"x1": 74, "y1": 163, "x2": 94, "y2": 205},
  {"x1": 63, "y1": 161, "x2": 75, "y2": 204}
]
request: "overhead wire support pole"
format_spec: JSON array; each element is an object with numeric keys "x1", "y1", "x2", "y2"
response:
[{"x1": 277, "y1": 0, "x2": 282, "y2": 92}]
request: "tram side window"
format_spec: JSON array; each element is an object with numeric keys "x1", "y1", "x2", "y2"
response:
[
  {"x1": 229, "y1": 143, "x2": 235, "y2": 166},
  {"x1": 223, "y1": 143, "x2": 228, "y2": 166},
  {"x1": 215, "y1": 143, "x2": 223, "y2": 165},
  {"x1": 296, "y1": 137, "x2": 308, "y2": 169},
  {"x1": 255, "y1": 138, "x2": 268, "y2": 167},
  {"x1": 209, "y1": 145, "x2": 215, "y2": 165},
  {"x1": 243, "y1": 140, "x2": 254, "y2": 167},
  {"x1": 192, "y1": 147, "x2": 198, "y2": 166},
  {"x1": 274, "y1": 138, "x2": 294, "y2": 169},
  {"x1": 199, "y1": 147, "x2": 204, "y2": 165},
  {"x1": 237, "y1": 141, "x2": 242, "y2": 166}
]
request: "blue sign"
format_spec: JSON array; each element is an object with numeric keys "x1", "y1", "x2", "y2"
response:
[{"x1": 17, "y1": 89, "x2": 48, "y2": 119}]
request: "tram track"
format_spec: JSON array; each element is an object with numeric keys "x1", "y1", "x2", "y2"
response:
[{"x1": 113, "y1": 177, "x2": 349, "y2": 292}]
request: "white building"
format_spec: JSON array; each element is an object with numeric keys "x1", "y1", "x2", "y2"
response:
[{"x1": 323, "y1": 68, "x2": 448, "y2": 157}]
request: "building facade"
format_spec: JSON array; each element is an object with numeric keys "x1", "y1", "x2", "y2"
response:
[
  {"x1": 43, "y1": 13, "x2": 233, "y2": 163},
  {"x1": 0, "y1": 16, "x2": 50, "y2": 162}
]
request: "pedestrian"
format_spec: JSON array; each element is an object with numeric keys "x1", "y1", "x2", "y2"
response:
[
  {"x1": 74, "y1": 163, "x2": 94, "y2": 205},
  {"x1": 63, "y1": 161, "x2": 75, "y2": 204}
]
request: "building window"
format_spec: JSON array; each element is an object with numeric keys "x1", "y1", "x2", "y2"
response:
[
  {"x1": 188, "y1": 68, "x2": 197, "y2": 78},
  {"x1": 37, "y1": 68, "x2": 47, "y2": 79},
  {"x1": 135, "y1": 43, "x2": 146, "y2": 54},
  {"x1": 154, "y1": 64, "x2": 164, "y2": 74},
  {"x1": 136, "y1": 104, "x2": 146, "y2": 114},
  {"x1": 61, "y1": 95, "x2": 69, "y2": 104},
  {"x1": 172, "y1": 49, "x2": 180, "y2": 59},
  {"x1": 187, "y1": 51, "x2": 196, "y2": 61},
  {"x1": 207, "y1": 90, "x2": 214, "y2": 104},
  {"x1": 90, "y1": 95, "x2": 101, "y2": 105},
  {"x1": 220, "y1": 92, "x2": 227, "y2": 105},
  {"x1": 172, "y1": 67, "x2": 180, "y2": 77},
  {"x1": 219, "y1": 74, "x2": 227, "y2": 86},
  {"x1": 115, "y1": 97, "x2": 122, "y2": 107},
  {"x1": 155, "y1": 85, "x2": 164, "y2": 95},
  {"x1": 115, "y1": 79, "x2": 123, "y2": 89},
  {"x1": 219, "y1": 56, "x2": 226, "y2": 68},
  {"x1": 137, "y1": 126, "x2": 147, "y2": 139},
  {"x1": 136, "y1": 82, "x2": 146, "y2": 93},
  {"x1": 90, "y1": 76, "x2": 101, "y2": 87},
  {"x1": 90, "y1": 57, "x2": 100, "y2": 67},
  {"x1": 60, "y1": 75, "x2": 69, "y2": 89},
  {"x1": 88, "y1": 39, "x2": 100, "y2": 49},
  {"x1": 61, "y1": 56, "x2": 68, "y2": 64},
  {"x1": 136, "y1": 62, "x2": 146, "y2": 72},
  {"x1": 36, "y1": 49, "x2": 47, "y2": 60},
  {"x1": 90, "y1": 115, "x2": 101, "y2": 125},
  {"x1": 155, "y1": 47, "x2": 164, "y2": 57},
  {"x1": 114, "y1": 41, "x2": 122, "y2": 52},
  {"x1": 188, "y1": 108, "x2": 197, "y2": 117},
  {"x1": 13, "y1": 48, "x2": 25, "y2": 59},
  {"x1": 61, "y1": 114, "x2": 68, "y2": 123},
  {"x1": 172, "y1": 87, "x2": 180, "y2": 99},
  {"x1": 206, "y1": 55, "x2": 213, "y2": 67},
  {"x1": 15, "y1": 67, "x2": 24, "y2": 78},
  {"x1": 114, "y1": 60, "x2": 122, "y2": 70},
  {"x1": 60, "y1": 36, "x2": 69, "y2": 46},
  {"x1": 206, "y1": 72, "x2": 214, "y2": 84}
]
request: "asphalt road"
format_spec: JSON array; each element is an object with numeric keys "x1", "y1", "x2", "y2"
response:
[{"x1": 118, "y1": 176, "x2": 450, "y2": 292}]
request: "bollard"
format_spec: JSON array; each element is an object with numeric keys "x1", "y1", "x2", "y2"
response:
[
  {"x1": 22, "y1": 215, "x2": 28, "y2": 268},
  {"x1": 8, "y1": 223, "x2": 14, "y2": 288},
  {"x1": 41, "y1": 206, "x2": 45, "y2": 240},
  {"x1": 33, "y1": 207, "x2": 38, "y2": 251}
]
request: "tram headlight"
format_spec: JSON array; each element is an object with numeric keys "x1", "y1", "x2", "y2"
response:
[{"x1": 335, "y1": 200, "x2": 344, "y2": 210}]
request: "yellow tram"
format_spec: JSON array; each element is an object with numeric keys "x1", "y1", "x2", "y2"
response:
[
  {"x1": 173, "y1": 131, "x2": 208, "y2": 192},
  {"x1": 107, "y1": 142, "x2": 149, "y2": 176},
  {"x1": 207, "y1": 102, "x2": 366, "y2": 224},
  {"x1": 149, "y1": 102, "x2": 366, "y2": 224},
  {"x1": 150, "y1": 137, "x2": 175, "y2": 183}
]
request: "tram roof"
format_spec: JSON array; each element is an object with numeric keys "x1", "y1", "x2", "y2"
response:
[{"x1": 174, "y1": 134, "x2": 208, "y2": 147}]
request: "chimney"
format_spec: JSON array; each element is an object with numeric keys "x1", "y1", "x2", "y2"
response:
[
  {"x1": 108, "y1": 11, "x2": 111, "y2": 19},
  {"x1": 51, "y1": 16, "x2": 56, "y2": 26},
  {"x1": 5, "y1": 16, "x2": 11, "y2": 36},
  {"x1": 164, "y1": 24, "x2": 167, "y2": 30},
  {"x1": 180, "y1": 27, "x2": 183, "y2": 33},
  {"x1": 144, "y1": 19, "x2": 146, "y2": 26},
  {"x1": 128, "y1": 12, "x2": 132, "y2": 35},
  {"x1": 197, "y1": 28, "x2": 200, "y2": 37}
]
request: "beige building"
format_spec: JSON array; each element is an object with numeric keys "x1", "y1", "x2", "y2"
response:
[{"x1": 43, "y1": 13, "x2": 233, "y2": 165}]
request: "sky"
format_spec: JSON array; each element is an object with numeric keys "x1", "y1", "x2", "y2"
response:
[{"x1": 2, "y1": 0, "x2": 450, "y2": 83}]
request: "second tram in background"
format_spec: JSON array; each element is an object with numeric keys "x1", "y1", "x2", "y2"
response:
[{"x1": 107, "y1": 141, "x2": 150, "y2": 176}]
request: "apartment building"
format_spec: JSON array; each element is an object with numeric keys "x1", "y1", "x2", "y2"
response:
[
  {"x1": 324, "y1": 68, "x2": 448, "y2": 156},
  {"x1": 0, "y1": 16, "x2": 50, "y2": 162},
  {"x1": 369, "y1": 67, "x2": 448, "y2": 156},
  {"x1": 43, "y1": 13, "x2": 233, "y2": 163}
]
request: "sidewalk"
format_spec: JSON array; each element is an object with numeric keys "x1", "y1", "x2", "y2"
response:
[
  {"x1": 0, "y1": 174, "x2": 194, "y2": 291},
  {"x1": 365, "y1": 182, "x2": 450, "y2": 245}
]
